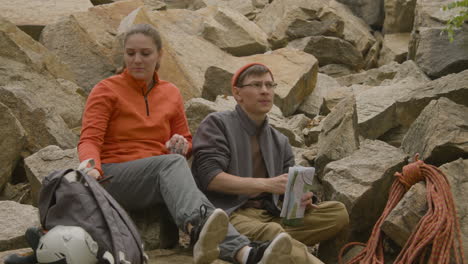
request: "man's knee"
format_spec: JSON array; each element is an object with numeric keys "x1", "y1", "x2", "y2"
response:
[
  {"x1": 329, "y1": 201, "x2": 349, "y2": 230},
  {"x1": 257, "y1": 222, "x2": 285, "y2": 239}
]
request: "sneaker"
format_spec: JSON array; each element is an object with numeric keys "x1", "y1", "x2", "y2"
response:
[
  {"x1": 190, "y1": 205, "x2": 229, "y2": 264},
  {"x1": 246, "y1": 233, "x2": 293, "y2": 264}
]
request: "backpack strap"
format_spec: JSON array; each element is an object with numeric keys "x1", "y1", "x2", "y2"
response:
[
  {"x1": 38, "y1": 169, "x2": 75, "y2": 228},
  {"x1": 75, "y1": 159, "x2": 146, "y2": 264},
  {"x1": 82, "y1": 171, "x2": 146, "y2": 263}
]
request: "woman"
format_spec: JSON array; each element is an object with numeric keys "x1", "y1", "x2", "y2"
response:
[{"x1": 77, "y1": 23, "x2": 228, "y2": 264}]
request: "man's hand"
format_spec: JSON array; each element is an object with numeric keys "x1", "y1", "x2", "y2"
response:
[
  {"x1": 262, "y1": 173, "x2": 288, "y2": 194},
  {"x1": 301, "y1": 192, "x2": 319, "y2": 209},
  {"x1": 165, "y1": 134, "x2": 189, "y2": 155},
  {"x1": 87, "y1": 169, "x2": 101, "y2": 180}
]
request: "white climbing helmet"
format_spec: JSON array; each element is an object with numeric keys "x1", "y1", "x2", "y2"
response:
[{"x1": 36, "y1": 225, "x2": 99, "y2": 264}]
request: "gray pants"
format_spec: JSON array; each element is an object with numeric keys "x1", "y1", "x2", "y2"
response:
[{"x1": 101, "y1": 155, "x2": 249, "y2": 262}]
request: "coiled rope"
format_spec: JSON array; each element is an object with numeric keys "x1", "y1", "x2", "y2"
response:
[{"x1": 338, "y1": 154, "x2": 465, "y2": 264}]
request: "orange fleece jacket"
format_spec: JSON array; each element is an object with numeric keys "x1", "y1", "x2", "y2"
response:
[{"x1": 78, "y1": 69, "x2": 192, "y2": 175}]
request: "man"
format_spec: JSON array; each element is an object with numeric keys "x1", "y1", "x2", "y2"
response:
[{"x1": 192, "y1": 63, "x2": 349, "y2": 264}]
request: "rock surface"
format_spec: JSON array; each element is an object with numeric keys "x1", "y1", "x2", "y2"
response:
[{"x1": 0, "y1": 201, "x2": 39, "y2": 251}]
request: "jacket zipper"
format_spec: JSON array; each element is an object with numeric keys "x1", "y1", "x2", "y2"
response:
[{"x1": 142, "y1": 84, "x2": 155, "y2": 116}]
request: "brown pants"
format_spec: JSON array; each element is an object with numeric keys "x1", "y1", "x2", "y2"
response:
[{"x1": 229, "y1": 201, "x2": 349, "y2": 264}]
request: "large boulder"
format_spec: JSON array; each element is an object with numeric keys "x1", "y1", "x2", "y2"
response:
[
  {"x1": 0, "y1": 0, "x2": 93, "y2": 39},
  {"x1": 315, "y1": 95, "x2": 360, "y2": 177},
  {"x1": 401, "y1": 98, "x2": 468, "y2": 166},
  {"x1": 337, "y1": 60, "x2": 428, "y2": 87},
  {"x1": 0, "y1": 103, "x2": 26, "y2": 192},
  {"x1": 408, "y1": 0, "x2": 468, "y2": 78},
  {"x1": 198, "y1": 6, "x2": 269, "y2": 56},
  {"x1": 336, "y1": 0, "x2": 384, "y2": 28},
  {"x1": 383, "y1": 0, "x2": 417, "y2": 33},
  {"x1": 190, "y1": 0, "x2": 268, "y2": 20},
  {"x1": 381, "y1": 182, "x2": 427, "y2": 247},
  {"x1": 288, "y1": 36, "x2": 364, "y2": 70},
  {"x1": 396, "y1": 69, "x2": 468, "y2": 128},
  {"x1": 0, "y1": 201, "x2": 39, "y2": 251},
  {"x1": 356, "y1": 77, "x2": 420, "y2": 139},
  {"x1": 319, "y1": 140, "x2": 407, "y2": 263},
  {"x1": 40, "y1": 0, "x2": 144, "y2": 93},
  {"x1": 0, "y1": 16, "x2": 75, "y2": 83},
  {"x1": 0, "y1": 82, "x2": 79, "y2": 153},
  {"x1": 328, "y1": 1, "x2": 376, "y2": 56},
  {"x1": 297, "y1": 73, "x2": 343, "y2": 118},
  {"x1": 381, "y1": 158, "x2": 468, "y2": 259},
  {"x1": 378, "y1": 33, "x2": 411, "y2": 66},
  {"x1": 24, "y1": 145, "x2": 79, "y2": 204},
  {"x1": 255, "y1": 0, "x2": 344, "y2": 49},
  {"x1": 409, "y1": 26, "x2": 468, "y2": 78}
]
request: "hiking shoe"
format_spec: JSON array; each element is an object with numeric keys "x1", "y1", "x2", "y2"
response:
[
  {"x1": 246, "y1": 233, "x2": 293, "y2": 264},
  {"x1": 4, "y1": 252, "x2": 36, "y2": 264},
  {"x1": 191, "y1": 205, "x2": 229, "y2": 264}
]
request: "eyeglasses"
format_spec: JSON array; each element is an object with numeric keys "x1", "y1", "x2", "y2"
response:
[{"x1": 238, "y1": 81, "x2": 278, "y2": 90}]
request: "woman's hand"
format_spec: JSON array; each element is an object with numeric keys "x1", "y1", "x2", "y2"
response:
[
  {"x1": 87, "y1": 169, "x2": 101, "y2": 180},
  {"x1": 165, "y1": 134, "x2": 189, "y2": 156}
]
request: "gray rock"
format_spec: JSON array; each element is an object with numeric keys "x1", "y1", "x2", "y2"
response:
[
  {"x1": 396, "y1": 69, "x2": 468, "y2": 128},
  {"x1": 0, "y1": 83, "x2": 79, "y2": 153},
  {"x1": 337, "y1": 60, "x2": 428, "y2": 87},
  {"x1": 439, "y1": 159, "x2": 468, "y2": 260},
  {"x1": 0, "y1": 201, "x2": 39, "y2": 251},
  {"x1": 363, "y1": 32, "x2": 382, "y2": 70},
  {"x1": 0, "y1": 103, "x2": 25, "y2": 192},
  {"x1": 328, "y1": 1, "x2": 376, "y2": 56},
  {"x1": 288, "y1": 36, "x2": 364, "y2": 70},
  {"x1": 319, "y1": 140, "x2": 407, "y2": 263},
  {"x1": 255, "y1": 0, "x2": 344, "y2": 49},
  {"x1": 378, "y1": 33, "x2": 411, "y2": 66},
  {"x1": 0, "y1": 0, "x2": 93, "y2": 29},
  {"x1": 190, "y1": 0, "x2": 266, "y2": 20},
  {"x1": 315, "y1": 95, "x2": 360, "y2": 177},
  {"x1": 198, "y1": 6, "x2": 269, "y2": 56},
  {"x1": 318, "y1": 64, "x2": 356, "y2": 78},
  {"x1": 383, "y1": 0, "x2": 417, "y2": 33},
  {"x1": 356, "y1": 77, "x2": 423, "y2": 139},
  {"x1": 24, "y1": 146, "x2": 79, "y2": 205},
  {"x1": 401, "y1": 98, "x2": 468, "y2": 166},
  {"x1": 409, "y1": 26, "x2": 468, "y2": 78},
  {"x1": 297, "y1": 74, "x2": 343, "y2": 118},
  {"x1": 336, "y1": 0, "x2": 384, "y2": 28},
  {"x1": 381, "y1": 182, "x2": 427, "y2": 247}
]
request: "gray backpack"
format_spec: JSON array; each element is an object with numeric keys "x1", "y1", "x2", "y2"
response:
[{"x1": 38, "y1": 160, "x2": 147, "y2": 264}]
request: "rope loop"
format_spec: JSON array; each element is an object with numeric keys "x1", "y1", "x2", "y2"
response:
[{"x1": 395, "y1": 154, "x2": 424, "y2": 190}]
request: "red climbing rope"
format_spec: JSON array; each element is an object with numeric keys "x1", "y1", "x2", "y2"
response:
[{"x1": 338, "y1": 154, "x2": 465, "y2": 264}]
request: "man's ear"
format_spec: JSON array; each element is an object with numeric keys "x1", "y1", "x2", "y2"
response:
[{"x1": 232, "y1": 87, "x2": 242, "y2": 103}]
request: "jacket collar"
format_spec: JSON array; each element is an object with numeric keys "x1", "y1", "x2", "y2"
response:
[
  {"x1": 235, "y1": 104, "x2": 268, "y2": 136},
  {"x1": 122, "y1": 68, "x2": 160, "y2": 92}
]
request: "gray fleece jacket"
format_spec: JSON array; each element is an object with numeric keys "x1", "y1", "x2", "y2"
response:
[{"x1": 191, "y1": 104, "x2": 294, "y2": 214}]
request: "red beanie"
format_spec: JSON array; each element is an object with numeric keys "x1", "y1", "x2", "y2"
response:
[{"x1": 231, "y1": 62, "x2": 273, "y2": 88}]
